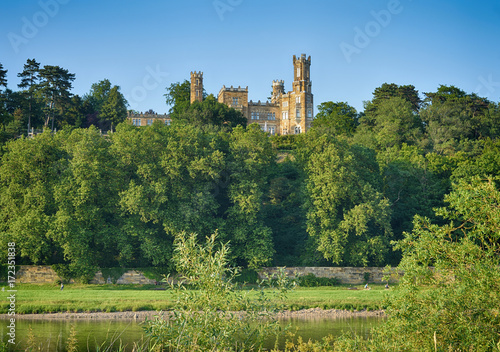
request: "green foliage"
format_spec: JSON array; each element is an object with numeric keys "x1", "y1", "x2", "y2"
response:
[
  {"x1": 164, "y1": 79, "x2": 191, "y2": 117},
  {"x1": 270, "y1": 134, "x2": 302, "y2": 150},
  {"x1": 84, "y1": 79, "x2": 127, "y2": 131},
  {"x1": 175, "y1": 94, "x2": 247, "y2": 129},
  {"x1": 100, "y1": 267, "x2": 129, "y2": 284},
  {"x1": 296, "y1": 273, "x2": 340, "y2": 287},
  {"x1": 233, "y1": 268, "x2": 259, "y2": 284},
  {"x1": 222, "y1": 124, "x2": 276, "y2": 268},
  {"x1": 144, "y1": 232, "x2": 293, "y2": 351},
  {"x1": 376, "y1": 177, "x2": 500, "y2": 351},
  {"x1": 356, "y1": 96, "x2": 423, "y2": 150},
  {"x1": 300, "y1": 133, "x2": 392, "y2": 266},
  {"x1": 312, "y1": 101, "x2": 358, "y2": 136}
]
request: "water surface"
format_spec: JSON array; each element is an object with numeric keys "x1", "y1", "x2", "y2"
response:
[{"x1": 0, "y1": 316, "x2": 383, "y2": 351}]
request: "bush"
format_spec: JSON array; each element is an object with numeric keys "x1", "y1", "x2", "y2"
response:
[
  {"x1": 143, "y1": 232, "x2": 295, "y2": 351},
  {"x1": 297, "y1": 273, "x2": 340, "y2": 287},
  {"x1": 233, "y1": 268, "x2": 259, "y2": 284}
]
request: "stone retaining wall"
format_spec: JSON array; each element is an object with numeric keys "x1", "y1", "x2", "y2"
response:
[
  {"x1": 259, "y1": 267, "x2": 402, "y2": 284},
  {"x1": 14, "y1": 265, "x2": 401, "y2": 285},
  {"x1": 16, "y1": 265, "x2": 62, "y2": 284}
]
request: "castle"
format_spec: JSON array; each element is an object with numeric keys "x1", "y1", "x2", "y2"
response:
[{"x1": 128, "y1": 54, "x2": 314, "y2": 135}]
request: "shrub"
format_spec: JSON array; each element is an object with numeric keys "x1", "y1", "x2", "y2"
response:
[
  {"x1": 297, "y1": 273, "x2": 340, "y2": 287},
  {"x1": 143, "y1": 232, "x2": 295, "y2": 351}
]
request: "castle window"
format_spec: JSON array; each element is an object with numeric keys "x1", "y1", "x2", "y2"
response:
[
  {"x1": 296, "y1": 96, "x2": 301, "y2": 104},
  {"x1": 297, "y1": 68, "x2": 301, "y2": 78},
  {"x1": 295, "y1": 125, "x2": 301, "y2": 134},
  {"x1": 232, "y1": 97, "x2": 239, "y2": 106},
  {"x1": 132, "y1": 119, "x2": 141, "y2": 126},
  {"x1": 308, "y1": 109, "x2": 312, "y2": 118},
  {"x1": 196, "y1": 79, "x2": 199, "y2": 85},
  {"x1": 268, "y1": 126, "x2": 275, "y2": 135},
  {"x1": 256, "y1": 112, "x2": 260, "y2": 120},
  {"x1": 296, "y1": 109, "x2": 301, "y2": 118},
  {"x1": 251, "y1": 112, "x2": 260, "y2": 120},
  {"x1": 165, "y1": 120, "x2": 171, "y2": 126},
  {"x1": 282, "y1": 111, "x2": 288, "y2": 120},
  {"x1": 147, "y1": 119, "x2": 153, "y2": 126},
  {"x1": 271, "y1": 112, "x2": 276, "y2": 120}
]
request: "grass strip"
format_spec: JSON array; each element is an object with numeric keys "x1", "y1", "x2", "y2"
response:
[{"x1": 0, "y1": 284, "x2": 393, "y2": 314}]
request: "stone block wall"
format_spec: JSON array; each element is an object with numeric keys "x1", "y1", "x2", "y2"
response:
[
  {"x1": 258, "y1": 267, "x2": 402, "y2": 284},
  {"x1": 16, "y1": 265, "x2": 61, "y2": 284},
  {"x1": 13, "y1": 266, "x2": 402, "y2": 285}
]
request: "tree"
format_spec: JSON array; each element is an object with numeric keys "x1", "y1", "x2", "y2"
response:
[
  {"x1": 222, "y1": 124, "x2": 276, "y2": 268},
  {"x1": 0, "y1": 63, "x2": 8, "y2": 126},
  {"x1": 49, "y1": 128, "x2": 127, "y2": 279},
  {"x1": 0, "y1": 132, "x2": 65, "y2": 265},
  {"x1": 164, "y1": 80, "x2": 191, "y2": 117},
  {"x1": 37, "y1": 65, "x2": 75, "y2": 130},
  {"x1": 98, "y1": 86, "x2": 127, "y2": 130},
  {"x1": 312, "y1": 101, "x2": 358, "y2": 136},
  {"x1": 0, "y1": 63, "x2": 7, "y2": 89},
  {"x1": 380, "y1": 177, "x2": 500, "y2": 350},
  {"x1": 378, "y1": 144, "x2": 449, "y2": 261},
  {"x1": 356, "y1": 97, "x2": 423, "y2": 151},
  {"x1": 17, "y1": 59, "x2": 40, "y2": 133},
  {"x1": 84, "y1": 79, "x2": 127, "y2": 131},
  {"x1": 365, "y1": 82, "x2": 422, "y2": 114},
  {"x1": 175, "y1": 94, "x2": 247, "y2": 129},
  {"x1": 300, "y1": 132, "x2": 392, "y2": 266},
  {"x1": 111, "y1": 122, "x2": 226, "y2": 268},
  {"x1": 420, "y1": 85, "x2": 491, "y2": 154},
  {"x1": 263, "y1": 159, "x2": 309, "y2": 266}
]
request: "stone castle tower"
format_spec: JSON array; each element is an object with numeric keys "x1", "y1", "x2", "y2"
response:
[{"x1": 190, "y1": 71, "x2": 203, "y2": 103}]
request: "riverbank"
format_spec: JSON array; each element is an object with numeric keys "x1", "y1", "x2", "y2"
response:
[
  {"x1": 0, "y1": 308, "x2": 386, "y2": 321},
  {"x1": 0, "y1": 284, "x2": 391, "y2": 315}
]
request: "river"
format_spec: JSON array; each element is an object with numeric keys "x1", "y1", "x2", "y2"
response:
[{"x1": 0, "y1": 316, "x2": 384, "y2": 351}]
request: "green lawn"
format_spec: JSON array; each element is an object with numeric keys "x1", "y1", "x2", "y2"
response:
[{"x1": 0, "y1": 283, "x2": 393, "y2": 314}]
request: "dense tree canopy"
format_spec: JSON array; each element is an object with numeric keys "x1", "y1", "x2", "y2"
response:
[
  {"x1": 312, "y1": 101, "x2": 358, "y2": 136},
  {"x1": 2, "y1": 61, "x2": 500, "y2": 279}
]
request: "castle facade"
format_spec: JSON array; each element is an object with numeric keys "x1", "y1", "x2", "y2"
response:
[
  {"x1": 202, "y1": 53, "x2": 314, "y2": 135},
  {"x1": 128, "y1": 54, "x2": 314, "y2": 134}
]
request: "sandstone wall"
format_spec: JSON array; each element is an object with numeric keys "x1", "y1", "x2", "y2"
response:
[
  {"x1": 259, "y1": 267, "x2": 402, "y2": 284},
  {"x1": 16, "y1": 265, "x2": 62, "y2": 284},
  {"x1": 13, "y1": 266, "x2": 401, "y2": 285}
]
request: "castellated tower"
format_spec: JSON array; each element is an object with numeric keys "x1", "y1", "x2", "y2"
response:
[
  {"x1": 190, "y1": 71, "x2": 203, "y2": 103},
  {"x1": 284, "y1": 53, "x2": 313, "y2": 134},
  {"x1": 292, "y1": 54, "x2": 312, "y2": 94},
  {"x1": 271, "y1": 80, "x2": 285, "y2": 104}
]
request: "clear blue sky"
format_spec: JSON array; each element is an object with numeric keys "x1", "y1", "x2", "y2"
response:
[{"x1": 1, "y1": 0, "x2": 499, "y2": 114}]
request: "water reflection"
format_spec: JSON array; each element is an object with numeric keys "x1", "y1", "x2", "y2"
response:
[{"x1": 0, "y1": 316, "x2": 383, "y2": 351}]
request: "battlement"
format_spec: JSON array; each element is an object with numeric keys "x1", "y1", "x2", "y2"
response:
[
  {"x1": 191, "y1": 71, "x2": 203, "y2": 77},
  {"x1": 128, "y1": 111, "x2": 169, "y2": 118},
  {"x1": 248, "y1": 100, "x2": 278, "y2": 107},
  {"x1": 220, "y1": 85, "x2": 248, "y2": 93},
  {"x1": 293, "y1": 53, "x2": 311, "y2": 64},
  {"x1": 273, "y1": 80, "x2": 285, "y2": 86}
]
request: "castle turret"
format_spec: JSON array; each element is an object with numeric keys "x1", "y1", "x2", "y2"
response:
[
  {"x1": 292, "y1": 54, "x2": 311, "y2": 93},
  {"x1": 190, "y1": 71, "x2": 203, "y2": 103},
  {"x1": 271, "y1": 80, "x2": 285, "y2": 104}
]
